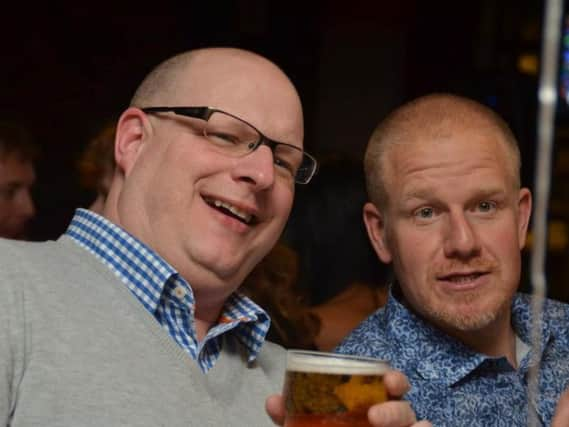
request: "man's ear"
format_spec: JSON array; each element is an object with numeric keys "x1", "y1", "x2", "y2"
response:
[
  {"x1": 517, "y1": 187, "x2": 532, "y2": 250},
  {"x1": 363, "y1": 201, "x2": 393, "y2": 264},
  {"x1": 114, "y1": 107, "x2": 150, "y2": 176}
]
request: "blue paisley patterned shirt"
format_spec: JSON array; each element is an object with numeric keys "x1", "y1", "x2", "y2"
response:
[{"x1": 336, "y1": 287, "x2": 569, "y2": 426}]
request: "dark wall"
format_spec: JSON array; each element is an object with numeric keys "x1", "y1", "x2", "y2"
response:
[
  {"x1": 0, "y1": 8, "x2": 323, "y2": 239},
  {"x1": 1, "y1": 3, "x2": 543, "y2": 238},
  {"x1": 5, "y1": 3, "x2": 564, "y2": 301}
]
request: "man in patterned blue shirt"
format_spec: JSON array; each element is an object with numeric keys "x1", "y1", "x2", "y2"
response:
[
  {"x1": 0, "y1": 48, "x2": 425, "y2": 427},
  {"x1": 337, "y1": 93, "x2": 569, "y2": 426}
]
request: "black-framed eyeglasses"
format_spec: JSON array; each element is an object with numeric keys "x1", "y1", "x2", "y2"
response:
[{"x1": 141, "y1": 106, "x2": 318, "y2": 184}]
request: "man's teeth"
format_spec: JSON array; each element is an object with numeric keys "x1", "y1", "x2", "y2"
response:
[
  {"x1": 448, "y1": 274, "x2": 479, "y2": 283},
  {"x1": 212, "y1": 200, "x2": 253, "y2": 223}
]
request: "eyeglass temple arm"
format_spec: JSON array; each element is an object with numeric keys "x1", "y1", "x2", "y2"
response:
[{"x1": 141, "y1": 106, "x2": 212, "y2": 120}]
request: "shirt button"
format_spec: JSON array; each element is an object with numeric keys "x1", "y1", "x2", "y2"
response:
[{"x1": 174, "y1": 286, "x2": 187, "y2": 299}]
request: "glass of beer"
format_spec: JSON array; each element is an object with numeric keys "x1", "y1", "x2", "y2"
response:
[{"x1": 283, "y1": 350, "x2": 390, "y2": 427}]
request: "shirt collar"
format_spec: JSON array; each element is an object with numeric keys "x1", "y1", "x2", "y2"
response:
[
  {"x1": 384, "y1": 284, "x2": 554, "y2": 386},
  {"x1": 65, "y1": 208, "x2": 176, "y2": 314},
  {"x1": 384, "y1": 287, "x2": 486, "y2": 385},
  {"x1": 65, "y1": 208, "x2": 271, "y2": 362},
  {"x1": 510, "y1": 293, "x2": 553, "y2": 369},
  {"x1": 219, "y1": 292, "x2": 271, "y2": 362}
]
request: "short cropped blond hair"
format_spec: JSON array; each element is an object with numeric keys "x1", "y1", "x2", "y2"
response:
[{"x1": 364, "y1": 93, "x2": 522, "y2": 210}]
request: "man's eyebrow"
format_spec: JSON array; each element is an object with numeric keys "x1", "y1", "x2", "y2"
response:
[
  {"x1": 401, "y1": 187, "x2": 507, "y2": 203},
  {"x1": 402, "y1": 188, "x2": 434, "y2": 202},
  {"x1": 470, "y1": 187, "x2": 508, "y2": 200}
]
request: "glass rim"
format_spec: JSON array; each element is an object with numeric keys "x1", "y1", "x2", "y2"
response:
[{"x1": 286, "y1": 349, "x2": 390, "y2": 374}]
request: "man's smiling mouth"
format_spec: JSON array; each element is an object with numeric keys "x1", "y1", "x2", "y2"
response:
[
  {"x1": 203, "y1": 197, "x2": 256, "y2": 225},
  {"x1": 440, "y1": 273, "x2": 484, "y2": 283}
]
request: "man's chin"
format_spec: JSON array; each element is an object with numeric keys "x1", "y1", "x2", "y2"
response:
[
  {"x1": 429, "y1": 305, "x2": 499, "y2": 333},
  {"x1": 207, "y1": 259, "x2": 253, "y2": 286}
]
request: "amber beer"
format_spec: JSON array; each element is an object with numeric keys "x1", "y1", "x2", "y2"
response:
[{"x1": 283, "y1": 350, "x2": 390, "y2": 427}]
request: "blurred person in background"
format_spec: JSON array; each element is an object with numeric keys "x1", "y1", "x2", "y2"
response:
[
  {"x1": 286, "y1": 155, "x2": 390, "y2": 351},
  {"x1": 77, "y1": 120, "x2": 116, "y2": 214},
  {"x1": 244, "y1": 156, "x2": 389, "y2": 351},
  {"x1": 0, "y1": 121, "x2": 37, "y2": 240},
  {"x1": 241, "y1": 240, "x2": 320, "y2": 349}
]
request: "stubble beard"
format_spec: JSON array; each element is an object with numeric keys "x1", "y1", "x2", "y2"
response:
[{"x1": 425, "y1": 286, "x2": 511, "y2": 332}]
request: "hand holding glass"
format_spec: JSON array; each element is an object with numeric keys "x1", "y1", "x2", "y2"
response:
[{"x1": 283, "y1": 350, "x2": 391, "y2": 427}]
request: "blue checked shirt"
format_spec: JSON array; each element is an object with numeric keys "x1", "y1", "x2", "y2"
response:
[
  {"x1": 65, "y1": 208, "x2": 271, "y2": 373},
  {"x1": 336, "y1": 286, "x2": 569, "y2": 427}
]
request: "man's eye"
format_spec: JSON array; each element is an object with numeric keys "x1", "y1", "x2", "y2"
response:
[
  {"x1": 273, "y1": 145, "x2": 302, "y2": 178},
  {"x1": 415, "y1": 207, "x2": 434, "y2": 219},
  {"x1": 478, "y1": 201, "x2": 496, "y2": 212},
  {"x1": 206, "y1": 131, "x2": 241, "y2": 145},
  {"x1": 274, "y1": 157, "x2": 295, "y2": 175}
]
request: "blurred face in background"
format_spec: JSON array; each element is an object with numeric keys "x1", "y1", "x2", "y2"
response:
[
  {"x1": 88, "y1": 164, "x2": 113, "y2": 214},
  {"x1": 78, "y1": 122, "x2": 116, "y2": 215},
  {"x1": 0, "y1": 152, "x2": 36, "y2": 239}
]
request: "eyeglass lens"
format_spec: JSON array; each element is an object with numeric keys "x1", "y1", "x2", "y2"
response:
[{"x1": 205, "y1": 111, "x2": 307, "y2": 180}]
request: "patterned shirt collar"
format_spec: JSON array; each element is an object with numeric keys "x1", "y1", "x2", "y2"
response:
[
  {"x1": 65, "y1": 208, "x2": 270, "y2": 370},
  {"x1": 385, "y1": 284, "x2": 553, "y2": 386}
]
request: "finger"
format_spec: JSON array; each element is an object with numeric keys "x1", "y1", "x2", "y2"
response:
[
  {"x1": 368, "y1": 400, "x2": 416, "y2": 427},
  {"x1": 412, "y1": 421, "x2": 434, "y2": 427},
  {"x1": 384, "y1": 370, "x2": 411, "y2": 399},
  {"x1": 265, "y1": 394, "x2": 286, "y2": 426},
  {"x1": 552, "y1": 389, "x2": 569, "y2": 427}
]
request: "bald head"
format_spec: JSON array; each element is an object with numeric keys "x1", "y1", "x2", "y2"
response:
[
  {"x1": 130, "y1": 47, "x2": 303, "y2": 146},
  {"x1": 131, "y1": 48, "x2": 297, "y2": 106},
  {"x1": 364, "y1": 93, "x2": 521, "y2": 209}
]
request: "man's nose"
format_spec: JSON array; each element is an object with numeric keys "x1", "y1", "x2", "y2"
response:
[
  {"x1": 231, "y1": 144, "x2": 275, "y2": 190},
  {"x1": 443, "y1": 211, "x2": 481, "y2": 259}
]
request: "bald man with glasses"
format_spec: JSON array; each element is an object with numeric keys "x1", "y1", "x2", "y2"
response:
[{"x1": 0, "y1": 48, "x2": 427, "y2": 427}]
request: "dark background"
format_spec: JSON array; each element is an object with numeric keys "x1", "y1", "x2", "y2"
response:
[{"x1": 2, "y1": 1, "x2": 568, "y2": 301}]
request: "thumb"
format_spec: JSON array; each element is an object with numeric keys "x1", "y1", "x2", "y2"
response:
[
  {"x1": 266, "y1": 394, "x2": 286, "y2": 426},
  {"x1": 552, "y1": 389, "x2": 569, "y2": 427}
]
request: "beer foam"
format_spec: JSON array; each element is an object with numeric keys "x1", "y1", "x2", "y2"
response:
[{"x1": 286, "y1": 351, "x2": 390, "y2": 375}]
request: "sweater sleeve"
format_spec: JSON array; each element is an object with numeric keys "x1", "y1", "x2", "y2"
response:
[{"x1": 0, "y1": 262, "x2": 26, "y2": 425}]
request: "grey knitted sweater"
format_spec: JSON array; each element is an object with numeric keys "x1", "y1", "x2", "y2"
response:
[{"x1": 0, "y1": 237, "x2": 285, "y2": 426}]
